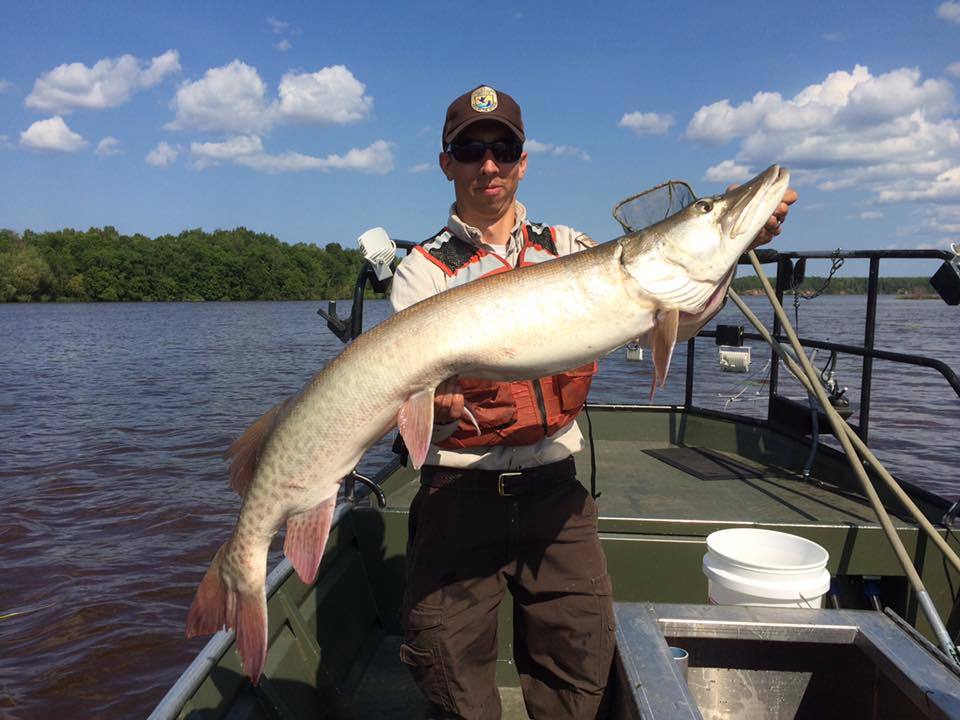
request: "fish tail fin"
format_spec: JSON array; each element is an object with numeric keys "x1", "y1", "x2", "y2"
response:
[
  {"x1": 185, "y1": 541, "x2": 268, "y2": 684},
  {"x1": 284, "y1": 495, "x2": 337, "y2": 584}
]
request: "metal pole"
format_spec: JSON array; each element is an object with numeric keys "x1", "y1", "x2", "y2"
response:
[
  {"x1": 766, "y1": 258, "x2": 787, "y2": 417},
  {"x1": 744, "y1": 253, "x2": 960, "y2": 667},
  {"x1": 859, "y1": 257, "x2": 880, "y2": 442}
]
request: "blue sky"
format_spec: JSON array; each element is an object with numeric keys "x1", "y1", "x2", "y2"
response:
[{"x1": 2, "y1": 1, "x2": 959, "y2": 276}]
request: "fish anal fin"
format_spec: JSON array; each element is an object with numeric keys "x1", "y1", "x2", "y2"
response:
[
  {"x1": 650, "y1": 309, "x2": 680, "y2": 401},
  {"x1": 398, "y1": 388, "x2": 435, "y2": 470},
  {"x1": 283, "y1": 496, "x2": 337, "y2": 585},
  {"x1": 235, "y1": 589, "x2": 268, "y2": 684},
  {"x1": 225, "y1": 397, "x2": 293, "y2": 497}
]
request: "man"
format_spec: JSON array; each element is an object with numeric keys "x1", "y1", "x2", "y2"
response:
[{"x1": 390, "y1": 85, "x2": 796, "y2": 720}]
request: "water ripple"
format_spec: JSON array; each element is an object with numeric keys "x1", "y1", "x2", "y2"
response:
[{"x1": 0, "y1": 296, "x2": 956, "y2": 717}]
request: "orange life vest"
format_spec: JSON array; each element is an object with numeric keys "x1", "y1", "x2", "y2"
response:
[{"x1": 415, "y1": 222, "x2": 597, "y2": 448}]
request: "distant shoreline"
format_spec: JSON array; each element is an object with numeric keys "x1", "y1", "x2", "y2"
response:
[
  {"x1": 731, "y1": 276, "x2": 938, "y2": 298},
  {"x1": 0, "y1": 226, "x2": 941, "y2": 303}
]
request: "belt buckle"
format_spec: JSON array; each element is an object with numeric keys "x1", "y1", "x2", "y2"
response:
[{"x1": 498, "y1": 471, "x2": 522, "y2": 497}]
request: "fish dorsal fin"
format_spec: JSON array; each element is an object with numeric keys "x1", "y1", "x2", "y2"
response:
[
  {"x1": 398, "y1": 388, "x2": 435, "y2": 470},
  {"x1": 225, "y1": 396, "x2": 293, "y2": 497},
  {"x1": 649, "y1": 309, "x2": 680, "y2": 401}
]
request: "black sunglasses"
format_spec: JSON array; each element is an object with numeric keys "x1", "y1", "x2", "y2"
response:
[{"x1": 446, "y1": 139, "x2": 523, "y2": 164}]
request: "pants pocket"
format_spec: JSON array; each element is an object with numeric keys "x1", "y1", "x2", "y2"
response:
[
  {"x1": 401, "y1": 607, "x2": 457, "y2": 714},
  {"x1": 591, "y1": 573, "x2": 617, "y2": 688}
]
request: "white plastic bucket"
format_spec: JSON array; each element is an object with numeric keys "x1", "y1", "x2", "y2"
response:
[{"x1": 702, "y1": 528, "x2": 830, "y2": 608}]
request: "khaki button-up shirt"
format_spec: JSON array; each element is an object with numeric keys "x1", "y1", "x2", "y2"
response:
[{"x1": 389, "y1": 202, "x2": 595, "y2": 470}]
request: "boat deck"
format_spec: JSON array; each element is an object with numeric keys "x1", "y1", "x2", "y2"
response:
[{"x1": 161, "y1": 407, "x2": 958, "y2": 720}]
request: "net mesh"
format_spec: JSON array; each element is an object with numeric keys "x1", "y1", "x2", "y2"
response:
[{"x1": 612, "y1": 180, "x2": 696, "y2": 233}]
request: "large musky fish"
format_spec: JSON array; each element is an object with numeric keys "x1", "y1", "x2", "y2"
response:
[{"x1": 185, "y1": 164, "x2": 791, "y2": 682}]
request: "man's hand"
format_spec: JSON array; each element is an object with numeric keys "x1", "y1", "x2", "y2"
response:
[
  {"x1": 434, "y1": 378, "x2": 465, "y2": 424},
  {"x1": 727, "y1": 185, "x2": 798, "y2": 250}
]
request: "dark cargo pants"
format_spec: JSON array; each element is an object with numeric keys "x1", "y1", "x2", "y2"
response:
[{"x1": 400, "y1": 466, "x2": 615, "y2": 720}]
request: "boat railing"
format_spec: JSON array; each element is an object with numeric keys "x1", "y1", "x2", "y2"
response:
[{"x1": 688, "y1": 248, "x2": 959, "y2": 445}]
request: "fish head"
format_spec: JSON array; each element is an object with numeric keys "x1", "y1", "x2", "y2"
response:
[{"x1": 619, "y1": 164, "x2": 790, "y2": 312}]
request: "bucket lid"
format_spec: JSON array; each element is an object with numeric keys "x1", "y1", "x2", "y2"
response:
[{"x1": 706, "y1": 528, "x2": 829, "y2": 572}]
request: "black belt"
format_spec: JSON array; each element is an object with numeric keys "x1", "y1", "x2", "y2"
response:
[{"x1": 419, "y1": 456, "x2": 576, "y2": 497}]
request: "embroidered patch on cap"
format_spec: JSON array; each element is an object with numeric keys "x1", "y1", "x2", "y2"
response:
[{"x1": 471, "y1": 86, "x2": 498, "y2": 113}]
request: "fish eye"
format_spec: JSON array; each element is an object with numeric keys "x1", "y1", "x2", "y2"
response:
[{"x1": 694, "y1": 199, "x2": 713, "y2": 213}]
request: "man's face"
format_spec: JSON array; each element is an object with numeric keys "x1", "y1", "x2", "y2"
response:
[{"x1": 439, "y1": 121, "x2": 527, "y2": 224}]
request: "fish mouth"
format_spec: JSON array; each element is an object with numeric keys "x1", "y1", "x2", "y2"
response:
[{"x1": 720, "y1": 164, "x2": 790, "y2": 241}]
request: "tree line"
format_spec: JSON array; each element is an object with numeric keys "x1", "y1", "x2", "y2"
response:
[
  {"x1": 731, "y1": 275, "x2": 938, "y2": 297},
  {"x1": 0, "y1": 227, "x2": 366, "y2": 302},
  {"x1": 0, "y1": 226, "x2": 940, "y2": 302}
]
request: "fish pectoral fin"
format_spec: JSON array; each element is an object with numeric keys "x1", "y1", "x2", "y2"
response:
[
  {"x1": 398, "y1": 388, "x2": 435, "y2": 470},
  {"x1": 284, "y1": 496, "x2": 337, "y2": 585},
  {"x1": 650, "y1": 308, "x2": 680, "y2": 401}
]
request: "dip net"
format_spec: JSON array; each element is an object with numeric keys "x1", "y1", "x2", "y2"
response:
[{"x1": 612, "y1": 180, "x2": 696, "y2": 233}]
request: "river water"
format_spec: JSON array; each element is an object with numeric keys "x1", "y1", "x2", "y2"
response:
[{"x1": 0, "y1": 295, "x2": 957, "y2": 718}]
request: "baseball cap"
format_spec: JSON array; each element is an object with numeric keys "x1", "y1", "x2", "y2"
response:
[{"x1": 442, "y1": 85, "x2": 525, "y2": 146}]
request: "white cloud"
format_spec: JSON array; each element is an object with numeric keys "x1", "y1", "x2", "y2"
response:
[
  {"x1": 20, "y1": 116, "x2": 88, "y2": 152},
  {"x1": 876, "y1": 166, "x2": 960, "y2": 203},
  {"x1": 267, "y1": 16, "x2": 289, "y2": 33},
  {"x1": 189, "y1": 137, "x2": 393, "y2": 174},
  {"x1": 276, "y1": 66, "x2": 373, "y2": 124},
  {"x1": 618, "y1": 111, "x2": 674, "y2": 135},
  {"x1": 26, "y1": 50, "x2": 180, "y2": 113},
  {"x1": 0, "y1": 79, "x2": 11, "y2": 93},
  {"x1": 190, "y1": 135, "x2": 263, "y2": 168},
  {"x1": 947, "y1": 62, "x2": 960, "y2": 79},
  {"x1": 168, "y1": 61, "x2": 372, "y2": 134},
  {"x1": 704, "y1": 160, "x2": 753, "y2": 183},
  {"x1": 682, "y1": 64, "x2": 960, "y2": 208},
  {"x1": 524, "y1": 138, "x2": 590, "y2": 161},
  {"x1": 235, "y1": 139, "x2": 393, "y2": 174},
  {"x1": 409, "y1": 163, "x2": 433, "y2": 173},
  {"x1": 275, "y1": 39, "x2": 292, "y2": 52},
  {"x1": 146, "y1": 141, "x2": 179, "y2": 167},
  {"x1": 937, "y1": 1, "x2": 960, "y2": 23},
  {"x1": 0, "y1": 134, "x2": 13, "y2": 150},
  {"x1": 686, "y1": 66, "x2": 954, "y2": 145},
  {"x1": 814, "y1": 159, "x2": 952, "y2": 191},
  {"x1": 821, "y1": 32, "x2": 844, "y2": 42},
  {"x1": 921, "y1": 206, "x2": 960, "y2": 233},
  {"x1": 859, "y1": 210, "x2": 883, "y2": 220},
  {"x1": 96, "y1": 137, "x2": 120, "y2": 156},
  {"x1": 167, "y1": 60, "x2": 272, "y2": 133}
]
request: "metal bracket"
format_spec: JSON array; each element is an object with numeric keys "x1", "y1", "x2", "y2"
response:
[
  {"x1": 344, "y1": 470, "x2": 386, "y2": 508},
  {"x1": 317, "y1": 301, "x2": 353, "y2": 343}
]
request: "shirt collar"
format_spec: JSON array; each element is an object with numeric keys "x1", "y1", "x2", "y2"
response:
[{"x1": 446, "y1": 201, "x2": 527, "y2": 252}]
